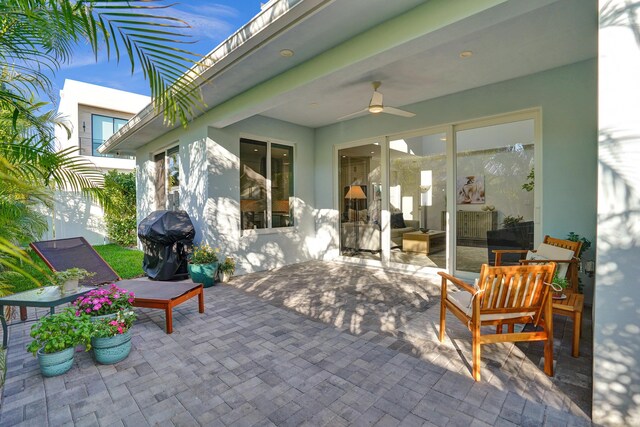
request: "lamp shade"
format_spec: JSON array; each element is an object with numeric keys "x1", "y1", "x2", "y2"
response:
[{"x1": 345, "y1": 185, "x2": 367, "y2": 200}]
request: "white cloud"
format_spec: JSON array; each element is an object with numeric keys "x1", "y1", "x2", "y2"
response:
[{"x1": 156, "y1": 4, "x2": 241, "y2": 43}]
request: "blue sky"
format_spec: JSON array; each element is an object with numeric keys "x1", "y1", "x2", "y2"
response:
[{"x1": 54, "y1": 1, "x2": 263, "y2": 99}]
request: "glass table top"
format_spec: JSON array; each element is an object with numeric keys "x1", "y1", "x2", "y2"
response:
[{"x1": 0, "y1": 286, "x2": 95, "y2": 306}]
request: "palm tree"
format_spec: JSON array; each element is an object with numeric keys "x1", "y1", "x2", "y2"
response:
[
  {"x1": 0, "y1": 0, "x2": 204, "y2": 129},
  {"x1": 0, "y1": 0, "x2": 205, "y2": 291}
]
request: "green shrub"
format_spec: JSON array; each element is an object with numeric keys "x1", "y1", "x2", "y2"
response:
[{"x1": 104, "y1": 171, "x2": 137, "y2": 246}]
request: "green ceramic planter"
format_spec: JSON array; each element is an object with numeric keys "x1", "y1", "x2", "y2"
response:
[
  {"x1": 188, "y1": 262, "x2": 218, "y2": 288},
  {"x1": 37, "y1": 347, "x2": 75, "y2": 377},
  {"x1": 91, "y1": 330, "x2": 131, "y2": 365}
]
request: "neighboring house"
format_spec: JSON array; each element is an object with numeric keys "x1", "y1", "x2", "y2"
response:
[
  {"x1": 100, "y1": 0, "x2": 640, "y2": 424},
  {"x1": 46, "y1": 79, "x2": 149, "y2": 245}
]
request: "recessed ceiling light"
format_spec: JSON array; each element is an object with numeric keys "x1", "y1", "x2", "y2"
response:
[
  {"x1": 440, "y1": 137, "x2": 446, "y2": 141},
  {"x1": 370, "y1": 151, "x2": 375, "y2": 154},
  {"x1": 283, "y1": 153, "x2": 287, "y2": 156},
  {"x1": 459, "y1": 50, "x2": 473, "y2": 59},
  {"x1": 253, "y1": 148, "x2": 258, "y2": 152},
  {"x1": 280, "y1": 49, "x2": 294, "y2": 57}
]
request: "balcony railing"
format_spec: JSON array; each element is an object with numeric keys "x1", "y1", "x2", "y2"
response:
[{"x1": 78, "y1": 137, "x2": 134, "y2": 159}]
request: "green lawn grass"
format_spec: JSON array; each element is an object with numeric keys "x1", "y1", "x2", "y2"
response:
[
  {"x1": 94, "y1": 244, "x2": 145, "y2": 280},
  {"x1": 8, "y1": 244, "x2": 145, "y2": 294}
]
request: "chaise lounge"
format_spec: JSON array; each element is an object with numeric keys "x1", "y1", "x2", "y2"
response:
[{"x1": 30, "y1": 237, "x2": 204, "y2": 334}]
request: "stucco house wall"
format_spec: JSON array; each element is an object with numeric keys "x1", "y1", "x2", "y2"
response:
[
  {"x1": 136, "y1": 115, "x2": 316, "y2": 274},
  {"x1": 48, "y1": 80, "x2": 149, "y2": 245}
]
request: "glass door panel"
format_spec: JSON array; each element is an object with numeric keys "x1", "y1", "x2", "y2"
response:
[
  {"x1": 454, "y1": 119, "x2": 535, "y2": 273},
  {"x1": 388, "y1": 132, "x2": 447, "y2": 269},
  {"x1": 338, "y1": 144, "x2": 382, "y2": 261}
]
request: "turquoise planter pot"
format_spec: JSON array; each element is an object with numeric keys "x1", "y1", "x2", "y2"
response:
[
  {"x1": 188, "y1": 262, "x2": 218, "y2": 288},
  {"x1": 37, "y1": 347, "x2": 75, "y2": 377},
  {"x1": 91, "y1": 330, "x2": 131, "y2": 365}
]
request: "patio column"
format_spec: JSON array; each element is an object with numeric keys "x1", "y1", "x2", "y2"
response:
[{"x1": 595, "y1": 0, "x2": 640, "y2": 425}]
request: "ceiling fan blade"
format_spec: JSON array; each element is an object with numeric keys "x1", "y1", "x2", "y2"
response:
[
  {"x1": 383, "y1": 106, "x2": 415, "y2": 118},
  {"x1": 337, "y1": 108, "x2": 369, "y2": 121},
  {"x1": 369, "y1": 91, "x2": 383, "y2": 108}
]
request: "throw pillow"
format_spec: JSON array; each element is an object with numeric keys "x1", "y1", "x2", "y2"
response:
[
  {"x1": 390, "y1": 213, "x2": 406, "y2": 229},
  {"x1": 525, "y1": 243, "x2": 574, "y2": 279}
]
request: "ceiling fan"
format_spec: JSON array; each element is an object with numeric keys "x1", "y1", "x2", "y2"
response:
[{"x1": 338, "y1": 81, "x2": 415, "y2": 121}]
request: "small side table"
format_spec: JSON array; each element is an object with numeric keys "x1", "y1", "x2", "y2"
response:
[
  {"x1": 0, "y1": 286, "x2": 95, "y2": 348},
  {"x1": 552, "y1": 290, "x2": 584, "y2": 357}
]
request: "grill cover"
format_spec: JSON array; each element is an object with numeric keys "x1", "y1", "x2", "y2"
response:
[{"x1": 138, "y1": 210, "x2": 195, "y2": 280}]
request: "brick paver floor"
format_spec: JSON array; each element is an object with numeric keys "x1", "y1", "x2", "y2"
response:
[{"x1": 0, "y1": 261, "x2": 592, "y2": 426}]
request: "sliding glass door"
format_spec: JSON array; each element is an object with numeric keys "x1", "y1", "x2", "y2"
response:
[
  {"x1": 387, "y1": 132, "x2": 447, "y2": 269},
  {"x1": 454, "y1": 119, "x2": 535, "y2": 273},
  {"x1": 338, "y1": 143, "x2": 382, "y2": 260}
]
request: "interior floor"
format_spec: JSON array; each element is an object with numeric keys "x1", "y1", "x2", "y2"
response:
[{"x1": 342, "y1": 245, "x2": 488, "y2": 272}]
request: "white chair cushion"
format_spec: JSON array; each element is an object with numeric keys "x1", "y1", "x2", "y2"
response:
[
  {"x1": 526, "y1": 242, "x2": 575, "y2": 278},
  {"x1": 447, "y1": 291, "x2": 535, "y2": 322}
]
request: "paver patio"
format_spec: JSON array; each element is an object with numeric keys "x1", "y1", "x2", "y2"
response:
[{"x1": 0, "y1": 261, "x2": 592, "y2": 426}]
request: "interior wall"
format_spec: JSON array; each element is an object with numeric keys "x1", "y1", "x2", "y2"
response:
[
  {"x1": 595, "y1": 0, "x2": 640, "y2": 424},
  {"x1": 315, "y1": 59, "x2": 597, "y2": 275}
]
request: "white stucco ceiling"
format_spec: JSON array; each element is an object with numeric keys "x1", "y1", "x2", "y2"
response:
[{"x1": 103, "y1": 0, "x2": 596, "y2": 153}]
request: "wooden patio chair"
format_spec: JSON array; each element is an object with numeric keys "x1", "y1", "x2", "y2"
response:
[
  {"x1": 493, "y1": 235, "x2": 584, "y2": 357},
  {"x1": 29, "y1": 237, "x2": 204, "y2": 334},
  {"x1": 438, "y1": 262, "x2": 557, "y2": 381}
]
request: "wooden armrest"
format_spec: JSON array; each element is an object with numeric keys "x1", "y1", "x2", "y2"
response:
[
  {"x1": 437, "y1": 272, "x2": 476, "y2": 294},
  {"x1": 491, "y1": 249, "x2": 529, "y2": 254}
]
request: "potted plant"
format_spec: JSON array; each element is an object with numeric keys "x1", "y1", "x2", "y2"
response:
[
  {"x1": 26, "y1": 308, "x2": 93, "y2": 377},
  {"x1": 73, "y1": 283, "x2": 136, "y2": 321},
  {"x1": 53, "y1": 268, "x2": 95, "y2": 293},
  {"x1": 187, "y1": 244, "x2": 220, "y2": 288},
  {"x1": 551, "y1": 274, "x2": 569, "y2": 299},
  {"x1": 502, "y1": 215, "x2": 524, "y2": 228},
  {"x1": 91, "y1": 309, "x2": 136, "y2": 364},
  {"x1": 218, "y1": 257, "x2": 236, "y2": 283}
]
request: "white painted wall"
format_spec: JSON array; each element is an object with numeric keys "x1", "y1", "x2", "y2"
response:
[
  {"x1": 136, "y1": 115, "x2": 317, "y2": 275},
  {"x1": 595, "y1": 1, "x2": 640, "y2": 425},
  {"x1": 51, "y1": 80, "x2": 149, "y2": 245}
]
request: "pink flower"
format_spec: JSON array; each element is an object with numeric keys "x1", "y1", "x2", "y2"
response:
[
  {"x1": 109, "y1": 320, "x2": 118, "y2": 326},
  {"x1": 85, "y1": 308, "x2": 91, "y2": 313},
  {"x1": 114, "y1": 293, "x2": 119, "y2": 299},
  {"x1": 75, "y1": 311, "x2": 80, "y2": 317},
  {"x1": 93, "y1": 304, "x2": 102, "y2": 310},
  {"x1": 128, "y1": 298, "x2": 134, "y2": 303},
  {"x1": 117, "y1": 326, "x2": 123, "y2": 334}
]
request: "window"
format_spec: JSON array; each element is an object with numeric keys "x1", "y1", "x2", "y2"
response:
[
  {"x1": 91, "y1": 114, "x2": 128, "y2": 157},
  {"x1": 154, "y1": 145, "x2": 180, "y2": 210},
  {"x1": 240, "y1": 138, "x2": 294, "y2": 230}
]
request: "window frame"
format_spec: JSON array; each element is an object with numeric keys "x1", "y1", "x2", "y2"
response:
[
  {"x1": 91, "y1": 114, "x2": 128, "y2": 157},
  {"x1": 239, "y1": 137, "x2": 295, "y2": 235},
  {"x1": 153, "y1": 144, "x2": 180, "y2": 211}
]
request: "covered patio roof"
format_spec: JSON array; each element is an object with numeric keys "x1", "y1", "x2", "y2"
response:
[{"x1": 100, "y1": 0, "x2": 595, "y2": 155}]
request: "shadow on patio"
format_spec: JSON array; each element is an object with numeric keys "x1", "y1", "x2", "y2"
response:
[{"x1": 227, "y1": 260, "x2": 593, "y2": 418}]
